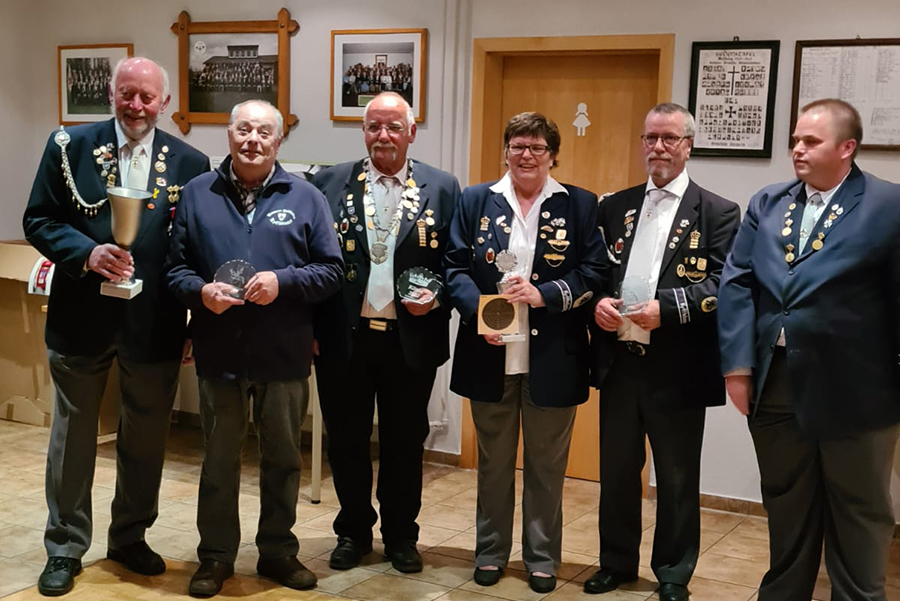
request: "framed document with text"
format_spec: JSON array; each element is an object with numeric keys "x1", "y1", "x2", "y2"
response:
[
  {"x1": 792, "y1": 38, "x2": 900, "y2": 151},
  {"x1": 688, "y1": 40, "x2": 780, "y2": 158}
]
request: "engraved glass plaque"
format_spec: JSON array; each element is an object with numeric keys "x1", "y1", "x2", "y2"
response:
[
  {"x1": 214, "y1": 260, "x2": 257, "y2": 300},
  {"x1": 618, "y1": 275, "x2": 652, "y2": 315},
  {"x1": 397, "y1": 266, "x2": 442, "y2": 304}
]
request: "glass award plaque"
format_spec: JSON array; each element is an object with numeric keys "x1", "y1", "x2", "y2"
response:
[
  {"x1": 397, "y1": 266, "x2": 442, "y2": 304},
  {"x1": 618, "y1": 275, "x2": 652, "y2": 315},
  {"x1": 214, "y1": 260, "x2": 256, "y2": 299}
]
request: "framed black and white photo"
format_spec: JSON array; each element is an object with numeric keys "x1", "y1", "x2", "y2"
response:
[
  {"x1": 58, "y1": 44, "x2": 133, "y2": 125},
  {"x1": 170, "y1": 9, "x2": 298, "y2": 135},
  {"x1": 330, "y1": 28, "x2": 427, "y2": 122},
  {"x1": 688, "y1": 40, "x2": 780, "y2": 158},
  {"x1": 792, "y1": 38, "x2": 900, "y2": 151}
]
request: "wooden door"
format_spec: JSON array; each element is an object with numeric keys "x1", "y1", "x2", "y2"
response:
[{"x1": 462, "y1": 35, "x2": 674, "y2": 483}]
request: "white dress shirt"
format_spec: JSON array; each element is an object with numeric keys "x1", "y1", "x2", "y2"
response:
[
  {"x1": 618, "y1": 169, "x2": 690, "y2": 344},
  {"x1": 489, "y1": 172, "x2": 568, "y2": 375},
  {"x1": 115, "y1": 120, "x2": 155, "y2": 190},
  {"x1": 361, "y1": 161, "x2": 409, "y2": 320}
]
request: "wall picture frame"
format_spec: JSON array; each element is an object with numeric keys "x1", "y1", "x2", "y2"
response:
[
  {"x1": 58, "y1": 43, "x2": 133, "y2": 126},
  {"x1": 792, "y1": 38, "x2": 900, "y2": 151},
  {"x1": 331, "y1": 28, "x2": 427, "y2": 122},
  {"x1": 170, "y1": 8, "x2": 299, "y2": 135},
  {"x1": 688, "y1": 40, "x2": 780, "y2": 158}
]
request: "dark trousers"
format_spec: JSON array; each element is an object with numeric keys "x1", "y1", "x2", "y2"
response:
[
  {"x1": 598, "y1": 345, "x2": 705, "y2": 586},
  {"x1": 750, "y1": 349, "x2": 898, "y2": 601},
  {"x1": 196, "y1": 378, "x2": 309, "y2": 564},
  {"x1": 316, "y1": 324, "x2": 435, "y2": 546},
  {"x1": 45, "y1": 346, "x2": 180, "y2": 558}
]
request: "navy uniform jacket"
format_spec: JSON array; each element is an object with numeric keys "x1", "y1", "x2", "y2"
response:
[
  {"x1": 312, "y1": 159, "x2": 461, "y2": 372},
  {"x1": 166, "y1": 158, "x2": 344, "y2": 382},
  {"x1": 445, "y1": 181, "x2": 608, "y2": 408},
  {"x1": 718, "y1": 165, "x2": 900, "y2": 439},
  {"x1": 23, "y1": 119, "x2": 209, "y2": 361},
  {"x1": 590, "y1": 180, "x2": 740, "y2": 408}
]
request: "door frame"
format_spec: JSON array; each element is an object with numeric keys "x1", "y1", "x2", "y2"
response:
[{"x1": 461, "y1": 33, "x2": 675, "y2": 471}]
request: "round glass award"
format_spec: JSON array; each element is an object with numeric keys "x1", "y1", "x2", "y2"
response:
[
  {"x1": 214, "y1": 259, "x2": 257, "y2": 300},
  {"x1": 618, "y1": 275, "x2": 652, "y2": 315}
]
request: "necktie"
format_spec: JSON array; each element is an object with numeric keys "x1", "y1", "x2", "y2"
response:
[
  {"x1": 624, "y1": 188, "x2": 666, "y2": 291},
  {"x1": 125, "y1": 143, "x2": 148, "y2": 191},
  {"x1": 367, "y1": 177, "x2": 401, "y2": 311},
  {"x1": 799, "y1": 192, "x2": 823, "y2": 253}
]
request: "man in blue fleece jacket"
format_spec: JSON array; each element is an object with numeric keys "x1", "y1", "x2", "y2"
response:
[{"x1": 167, "y1": 100, "x2": 343, "y2": 597}]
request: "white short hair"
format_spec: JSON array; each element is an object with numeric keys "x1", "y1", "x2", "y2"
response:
[
  {"x1": 229, "y1": 100, "x2": 284, "y2": 139},
  {"x1": 111, "y1": 57, "x2": 170, "y2": 100},
  {"x1": 363, "y1": 92, "x2": 415, "y2": 133}
]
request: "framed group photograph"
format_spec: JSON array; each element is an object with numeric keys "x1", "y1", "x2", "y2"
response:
[
  {"x1": 58, "y1": 43, "x2": 133, "y2": 125},
  {"x1": 330, "y1": 28, "x2": 427, "y2": 122},
  {"x1": 688, "y1": 40, "x2": 780, "y2": 158},
  {"x1": 792, "y1": 38, "x2": 900, "y2": 151},
  {"x1": 170, "y1": 8, "x2": 299, "y2": 135}
]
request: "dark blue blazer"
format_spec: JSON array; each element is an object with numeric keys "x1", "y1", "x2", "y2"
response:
[
  {"x1": 312, "y1": 159, "x2": 461, "y2": 371},
  {"x1": 23, "y1": 119, "x2": 209, "y2": 361},
  {"x1": 445, "y1": 181, "x2": 608, "y2": 408},
  {"x1": 590, "y1": 180, "x2": 740, "y2": 408},
  {"x1": 718, "y1": 165, "x2": 900, "y2": 439},
  {"x1": 166, "y1": 158, "x2": 344, "y2": 382}
]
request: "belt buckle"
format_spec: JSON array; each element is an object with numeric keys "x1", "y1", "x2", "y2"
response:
[
  {"x1": 368, "y1": 318, "x2": 388, "y2": 332},
  {"x1": 626, "y1": 341, "x2": 646, "y2": 356}
]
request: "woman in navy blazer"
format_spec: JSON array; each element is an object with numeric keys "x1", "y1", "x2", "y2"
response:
[{"x1": 444, "y1": 113, "x2": 608, "y2": 593}]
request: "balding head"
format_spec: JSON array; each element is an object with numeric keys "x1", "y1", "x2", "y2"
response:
[{"x1": 110, "y1": 57, "x2": 170, "y2": 141}]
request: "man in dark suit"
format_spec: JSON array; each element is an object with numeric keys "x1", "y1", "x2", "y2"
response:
[
  {"x1": 312, "y1": 92, "x2": 460, "y2": 573},
  {"x1": 718, "y1": 99, "x2": 900, "y2": 601},
  {"x1": 23, "y1": 57, "x2": 209, "y2": 596},
  {"x1": 586, "y1": 103, "x2": 740, "y2": 601}
]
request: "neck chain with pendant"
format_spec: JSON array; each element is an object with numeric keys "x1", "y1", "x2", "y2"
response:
[{"x1": 363, "y1": 158, "x2": 416, "y2": 264}]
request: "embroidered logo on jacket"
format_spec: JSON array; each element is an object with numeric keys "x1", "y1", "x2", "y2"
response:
[{"x1": 267, "y1": 209, "x2": 296, "y2": 226}]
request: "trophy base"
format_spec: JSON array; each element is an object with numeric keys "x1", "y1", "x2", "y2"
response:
[
  {"x1": 100, "y1": 278, "x2": 143, "y2": 299},
  {"x1": 499, "y1": 333, "x2": 526, "y2": 343}
]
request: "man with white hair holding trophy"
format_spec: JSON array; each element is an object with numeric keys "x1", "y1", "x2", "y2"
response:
[{"x1": 23, "y1": 56, "x2": 208, "y2": 596}]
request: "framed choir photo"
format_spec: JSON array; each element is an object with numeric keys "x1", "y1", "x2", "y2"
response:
[
  {"x1": 688, "y1": 40, "x2": 780, "y2": 158},
  {"x1": 58, "y1": 43, "x2": 133, "y2": 126},
  {"x1": 170, "y1": 8, "x2": 299, "y2": 135},
  {"x1": 330, "y1": 28, "x2": 427, "y2": 122}
]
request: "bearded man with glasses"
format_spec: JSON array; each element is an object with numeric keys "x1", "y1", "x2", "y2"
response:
[
  {"x1": 312, "y1": 92, "x2": 461, "y2": 573},
  {"x1": 585, "y1": 103, "x2": 740, "y2": 601}
]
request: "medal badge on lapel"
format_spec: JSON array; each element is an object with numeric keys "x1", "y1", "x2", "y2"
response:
[
  {"x1": 54, "y1": 126, "x2": 113, "y2": 217},
  {"x1": 542, "y1": 215, "x2": 568, "y2": 267}
]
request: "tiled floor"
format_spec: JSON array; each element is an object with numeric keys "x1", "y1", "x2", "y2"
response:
[{"x1": 0, "y1": 418, "x2": 899, "y2": 600}]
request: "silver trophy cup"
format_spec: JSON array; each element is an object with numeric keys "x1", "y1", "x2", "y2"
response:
[{"x1": 99, "y1": 187, "x2": 150, "y2": 299}]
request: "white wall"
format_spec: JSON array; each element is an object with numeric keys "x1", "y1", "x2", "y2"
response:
[{"x1": 5, "y1": 0, "x2": 900, "y2": 504}]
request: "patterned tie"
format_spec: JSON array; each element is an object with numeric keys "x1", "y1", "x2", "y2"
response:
[
  {"x1": 125, "y1": 143, "x2": 148, "y2": 191},
  {"x1": 799, "y1": 192, "x2": 823, "y2": 253},
  {"x1": 624, "y1": 188, "x2": 667, "y2": 288},
  {"x1": 367, "y1": 177, "x2": 400, "y2": 311}
]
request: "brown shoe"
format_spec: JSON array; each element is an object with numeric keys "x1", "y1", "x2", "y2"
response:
[
  {"x1": 188, "y1": 559, "x2": 233, "y2": 598},
  {"x1": 257, "y1": 556, "x2": 317, "y2": 590}
]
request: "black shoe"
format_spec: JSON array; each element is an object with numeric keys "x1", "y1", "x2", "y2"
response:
[
  {"x1": 583, "y1": 567, "x2": 638, "y2": 594},
  {"x1": 38, "y1": 557, "x2": 82, "y2": 597},
  {"x1": 529, "y1": 573, "x2": 557, "y2": 593},
  {"x1": 188, "y1": 559, "x2": 233, "y2": 598},
  {"x1": 659, "y1": 582, "x2": 689, "y2": 601},
  {"x1": 384, "y1": 540, "x2": 423, "y2": 573},
  {"x1": 328, "y1": 537, "x2": 373, "y2": 570},
  {"x1": 473, "y1": 566, "x2": 503, "y2": 586},
  {"x1": 106, "y1": 540, "x2": 166, "y2": 576},
  {"x1": 257, "y1": 556, "x2": 317, "y2": 590}
]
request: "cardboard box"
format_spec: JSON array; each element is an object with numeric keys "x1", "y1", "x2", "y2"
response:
[{"x1": 0, "y1": 240, "x2": 121, "y2": 433}]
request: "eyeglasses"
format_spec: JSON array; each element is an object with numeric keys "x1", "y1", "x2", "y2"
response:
[
  {"x1": 507, "y1": 144, "x2": 550, "y2": 156},
  {"x1": 640, "y1": 134, "x2": 691, "y2": 149},
  {"x1": 364, "y1": 122, "x2": 407, "y2": 135}
]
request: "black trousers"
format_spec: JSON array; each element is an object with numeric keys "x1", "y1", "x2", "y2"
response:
[
  {"x1": 750, "y1": 349, "x2": 898, "y2": 601},
  {"x1": 598, "y1": 344, "x2": 706, "y2": 586},
  {"x1": 316, "y1": 323, "x2": 436, "y2": 546}
]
